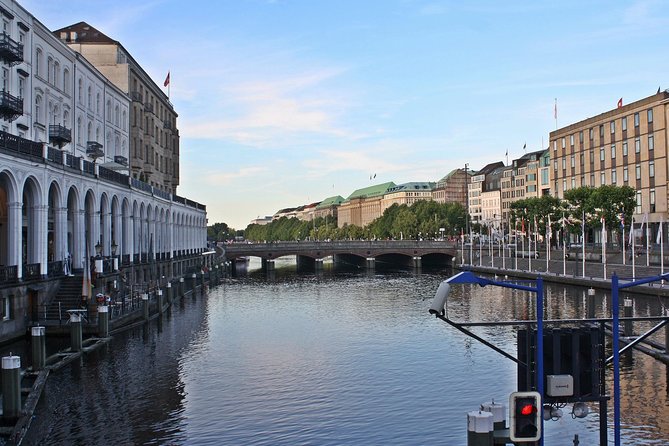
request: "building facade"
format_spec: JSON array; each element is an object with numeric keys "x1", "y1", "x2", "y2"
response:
[
  {"x1": 433, "y1": 169, "x2": 469, "y2": 208},
  {"x1": 337, "y1": 182, "x2": 395, "y2": 228},
  {"x1": 550, "y1": 91, "x2": 668, "y2": 235},
  {"x1": 55, "y1": 22, "x2": 179, "y2": 194},
  {"x1": 381, "y1": 182, "x2": 435, "y2": 213}
]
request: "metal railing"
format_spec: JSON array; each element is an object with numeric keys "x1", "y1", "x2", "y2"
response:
[
  {"x1": 0, "y1": 129, "x2": 40, "y2": 157},
  {"x1": 47, "y1": 260, "x2": 63, "y2": 278},
  {"x1": 0, "y1": 265, "x2": 17, "y2": 283},
  {"x1": 47, "y1": 146, "x2": 64, "y2": 164},
  {"x1": 99, "y1": 165, "x2": 129, "y2": 187},
  {"x1": 82, "y1": 159, "x2": 95, "y2": 175},
  {"x1": 23, "y1": 263, "x2": 41, "y2": 280}
]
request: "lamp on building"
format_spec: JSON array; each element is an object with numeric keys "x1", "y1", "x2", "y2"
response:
[
  {"x1": 111, "y1": 240, "x2": 118, "y2": 256},
  {"x1": 95, "y1": 240, "x2": 103, "y2": 258}
]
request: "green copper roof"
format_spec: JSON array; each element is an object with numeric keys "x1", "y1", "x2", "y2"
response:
[
  {"x1": 387, "y1": 182, "x2": 435, "y2": 193},
  {"x1": 346, "y1": 182, "x2": 396, "y2": 201},
  {"x1": 316, "y1": 195, "x2": 345, "y2": 209}
]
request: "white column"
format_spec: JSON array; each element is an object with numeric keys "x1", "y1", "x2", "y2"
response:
[
  {"x1": 36, "y1": 204, "x2": 48, "y2": 275},
  {"x1": 55, "y1": 207, "x2": 67, "y2": 265},
  {"x1": 75, "y1": 209, "x2": 85, "y2": 269},
  {"x1": 7, "y1": 202, "x2": 22, "y2": 277}
]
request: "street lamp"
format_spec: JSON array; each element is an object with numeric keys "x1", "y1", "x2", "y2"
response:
[
  {"x1": 95, "y1": 240, "x2": 103, "y2": 258},
  {"x1": 111, "y1": 240, "x2": 118, "y2": 257}
]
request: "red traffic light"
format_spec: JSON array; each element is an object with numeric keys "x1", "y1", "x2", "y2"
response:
[
  {"x1": 520, "y1": 404, "x2": 535, "y2": 416},
  {"x1": 510, "y1": 391, "x2": 542, "y2": 442}
]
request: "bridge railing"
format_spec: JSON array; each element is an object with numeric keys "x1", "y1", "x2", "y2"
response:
[{"x1": 224, "y1": 240, "x2": 458, "y2": 255}]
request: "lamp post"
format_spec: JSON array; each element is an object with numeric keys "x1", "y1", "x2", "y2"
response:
[{"x1": 111, "y1": 240, "x2": 118, "y2": 271}]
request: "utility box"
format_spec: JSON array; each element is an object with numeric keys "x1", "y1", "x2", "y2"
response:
[
  {"x1": 547, "y1": 374, "x2": 574, "y2": 397},
  {"x1": 517, "y1": 327, "x2": 603, "y2": 402}
]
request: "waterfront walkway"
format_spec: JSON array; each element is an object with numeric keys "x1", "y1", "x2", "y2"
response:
[{"x1": 460, "y1": 248, "x2": 669, "y2": 297}]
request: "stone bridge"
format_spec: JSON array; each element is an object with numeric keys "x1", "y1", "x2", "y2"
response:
[{"x1": 222, "y1": 240, "x2": 458, "y2": 270}]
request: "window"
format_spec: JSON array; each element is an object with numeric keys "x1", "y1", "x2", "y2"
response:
[
  {"x1": 599, "y1": 125, "x2": 604, "y2": 138},
  {"x1": 648, "y1": 108, "x2": 653, "y2": 124},
  {"x1": 78, "y1": 78, "x2": 83, "y2": 104},
  {"x1": 77, "y1": 117, "x2": 82, "y2": 144},
  {"x1": 552, "y1": 140, "x2": 557, "y2": 152},
  {"x1": 649, "y1": 161, "x2": 655, "y2": 178},
  {"x1": 600, "y1": 147, "x2": 605, "y2": 161},
  {"x1": 612, "y1": 169, "x2": 617, "y2": 184},
  {"x1": 561, "y1": 137, "x2": 566, "y2": 149},
  {"x1": 35, "y1": 95, "x2": 42, "y2": 123},
  {"x1": 636, "y1": 192, "x2": 642, "y2": 214},
  {"x1": 87, "y1": 85, "x2": 92, "y2": 109},
  {"x1": 562, "y1": 179, "x2": 566, "y2": 191},
  {"x1": 18, "y1": 77, "x2": 24, "y2": 98},
  {"x1": 53, "y1": 61, "x2": 60, "y2": 87},
  {"x1": 570, "y1": 155, "x2": 575, "y2": 168},
  {"x1": 63, "y1": 68, "x2": 70, "y2": 94},
  {"x1": 96, "y1": 93, "x2": 101, "y2": 115},
  {"x1": 636, "y1": 164, "x2": 641, "y2": 180},
  {"x1": 0, "y1": 296, "x2": 10, "y2": 321},
  {"x1": 623, "y1": 166, "x2": 628, "y2": 182},
  {"x1": 635, "y1": 138, "x2": 640, "y2": 153},
  {"x1": 570, "y1": 134, "x2": 574, "y2": 146},
  {"x1": 590, "y1": 150, "x2": 594, "y2": 163},
  {"x1": 570, "y1": 179, "x2": 575, "y2": 189},
  {"x1": 634, "y1": 112, "x2": 639, "y2": 127},
  {"x1": 600, "y1": 172, "x2": 606, "y2": 185},
  {"x1": 650, "y1": 189, "x2": 656, "y2": 212},
  {"x1": 580, "y1": 154, "x2": 584, "y2": 166},
  {"x1": 562, "y1": 158, "x2": 566, "y2": 169},
  {"x1": 648, "y1": 134, "x2": 654, "y2": 151},
  {"x1": 47, "y1": 56, "x2": 53, "y2": 83},
  {"x1": 611, "y1": 144, "x2": 616, "y2": 159},
  {"x1": 1, "y1": 68, "x2": 8, "y2": 91},
  {"x1": 35, "y1": 48, "x2": 42, "y2": 76},
  {"x1": 622, "y1": 116, "x2": 627, "y2": 131},
  {"x1": 623, "y1": 141, "x2": 628, "y2": 156},
  {"x1": 610, "y1": 121, "x2": 615, "y2": 134},
  {"x1": 589, "y1": 128, "x2": 594, "y2": 140},
  {"x1": 579, "y1": 131, "x2": 583, "y2": 143},
  {"x1": 590, "y1": 174, "x2": 595, "y2": 186}
]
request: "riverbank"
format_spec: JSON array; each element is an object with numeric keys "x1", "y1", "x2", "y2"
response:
[{"x1": 458, "y1": 253, "x2": 669, "y2": 297}]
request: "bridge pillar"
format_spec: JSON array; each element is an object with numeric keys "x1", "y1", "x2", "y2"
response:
[
  {"x1": 413, "y1": 256, "x2": 422, "y2": 269},
  {"x1": 366, "y1": 257, "x2": 375, "y2": 269},
  {"x1": 262, "y1": 259, "x2": 275, "y2": 271}
]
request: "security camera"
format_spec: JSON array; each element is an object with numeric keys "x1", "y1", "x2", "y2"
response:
[{"x1": 429, "y1": 281, "x2": 451, "y2": 316}]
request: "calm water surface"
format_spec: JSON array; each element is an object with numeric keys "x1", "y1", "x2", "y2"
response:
[{"x1": 23, "y1": 262, "x2": 669, "y2": 445}]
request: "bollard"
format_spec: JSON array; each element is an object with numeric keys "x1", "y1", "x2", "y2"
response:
[
  {"x1": 587, "y1": 288, "x2": 596, "y2": 319},
  {"x1": 142, "y1": 293, "x2": 149, "y2": 321},
  {"x1": 1, "y1": 355, "x2": 21, "y2": 419},
  {"x1": 192, "y1": 273, "x2": 197, "y2": 292},
  {"x1": 481, "y1": 401, "x2": 506, "y2": 430},
  {"x1": 98, "y1": 305, "x2": 109, "y2": 338},
  {"x1": 157, "y1": 289, "x2": 164, "y2": 314},
  {"x1": 70, "y1": 311, "x2": 83, "y2": 352},
  {"x1": 623, "y1": 298, "x2": 633, "y2": 337},
  {"x1": 179, "y1": 277, "x2": 185, "y2": 298},
  {"x1": 467, "y1": 410, "x2": 494, "y2": 446},
  {"x1": 167, "y1": 282, "x2": 173, "y2": 304},
  {"x1": 31, "y1": 326, "x2": 46, "y2": 371}
]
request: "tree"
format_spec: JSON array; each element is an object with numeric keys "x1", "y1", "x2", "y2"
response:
[{"x1": 208, "y1": 222, "x2": 236, "y2": 241}]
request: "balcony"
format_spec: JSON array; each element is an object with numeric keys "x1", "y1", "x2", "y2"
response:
[
  {"x1": 130, "y1": 91, "x2": 143, "y2": 102},
  {"x1": 0, "y1": 90, "x2": 22, "y2": 121},
  {"x1": 144, "y1": 102, "x2": 154, "y2": 114},
  {"x1": 143, "y1": 160, "x2": 154, "y2": 174},
  {"x1": 0, "y1": 32, "x2": 23, "y2": 65},
  {"x1": 86, "y1": 141, "x2": 104, "y2": 160},
  {"x1": 49, "y1": 124, "x2": 71, "y2": 147},
  {"x1": 114, "y1": 155, "x2": 128, "y2": 166}
]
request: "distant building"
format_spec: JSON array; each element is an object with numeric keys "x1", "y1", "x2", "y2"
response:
[
  {"x1": 338, "y1": 182, "x2": 396, "y2": 228},
  {"x1": 273, "y1": 207, "x2": 298, "y2": 220},
  {"x1": 433, "y1": 168, "x2": 470, "y2": 208},
  {"x1": 313, "y1": 195, "x2": 344, "y2": 222},
  {"x1": 296, "y1": 202, "x2": 320, "y2": 221},
  {"x1": 381, "y1": 182, "x2": 435, "y2": 213},
  {"x1": 54, "y1": 22, "x2": 180, "y2": 194},
  {"x1": 250, "y1": 216, "x2": 272, "y2": 226},
  {"x1": 468, "y1": 162, "x2": 504, "y2": 224}
]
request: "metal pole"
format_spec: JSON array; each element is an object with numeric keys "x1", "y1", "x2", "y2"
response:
[
  {"x1": 622, "y1": 226, "x2": 626, "y2": 266},
  {"x1": 142, "y1": 293, "x2": 149, "y2": 321},
  {"x1": 536, "y1": 275, "x2": 545, "y2": 446},
  {"x1": 587, "y1": 288, "x2": 596, "y2": 319},
  {"x1": 611, "y1": 274, "x2": 621, "y2": 446},
  {"x1": 31, "y1": 326, "x2": 46, "y2": 370}
]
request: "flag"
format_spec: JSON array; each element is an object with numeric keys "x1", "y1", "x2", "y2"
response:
[
  {"x1": 658, "y1": 86, "x2": 662, "y2": 94},
  {"x1": 505, "y1": 149, "x2": 508, "y2": 157},
  {"x1": 601, "y1": 215, "x2": 607, "y2": 244},
  {"x1": 164, "y1": 71, "x2": 170, "y2": 87},
  {"x1": 628, "y1": 216, "x2": 634, "y2": 246},
  {"x1": 523, "y1": 143, "x2": 526, "y2": 150},
  {"x1": 617, "y1": 97, "x2": 623, "y2": 108},
  {"x1": 373, "y1": 173, "x2": 376, "y2": 179},
  {"x1": 657, "y1": 217, "x2": 663, "y2": 244}
]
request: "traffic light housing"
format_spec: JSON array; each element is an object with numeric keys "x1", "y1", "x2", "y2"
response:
[{"x1": 510, "y1": 391, "x2": 542, "y2": 442}]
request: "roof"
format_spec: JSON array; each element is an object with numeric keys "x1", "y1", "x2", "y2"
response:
[
  {"x1": 437, "y1": 168, "x2": 469, "y2": 184},
  {"x1": 316, "y1": 195, "x2": 345, "y2": 209},
  {"x1": 345, "y1": 182, "x2": 396, "y2": 201},
  {"x1": 53, "y1": 22, "x2": 117, "y2": 44},
  {"x1": 386, "y1": 182, "x2": 435, "y2": 193},
  {"x1": 476, "y1": 161, "x2": 505, "y2": 175}
]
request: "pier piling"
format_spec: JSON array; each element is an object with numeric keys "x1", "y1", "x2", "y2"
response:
[
  {"x1": 98, "y1": 305, "x2": 109, "y2": 338},
  {"x1": 69, "y1": 311, "x2": 83, "y2": 352},
  {"x1": 1, "y1": 356, "x2": 21, "y2": 420},
  {"x1": 31, "y1": 326, "x2": 46, "y2": 371}
]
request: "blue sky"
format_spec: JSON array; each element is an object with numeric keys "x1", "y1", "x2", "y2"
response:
[{"x1": 25, "y1": 0, "x2": 669, "y2": 229}]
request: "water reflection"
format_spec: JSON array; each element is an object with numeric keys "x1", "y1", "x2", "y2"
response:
[{"x1": 20, "y1": 264, "x2": 669, "y2": 445}]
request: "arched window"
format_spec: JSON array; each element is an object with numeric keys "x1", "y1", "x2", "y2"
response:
[
  {"x1": 96, "y1": 92, "x2": 101, "y2": 115},
  {"x1": 35, "y1": 94, "x2": 43, "y2": 123},
  {"x1": 96, "y1": 126, "x2": 101, "y2": 143},
  {"x1": 53, "y1": 61, "x2": 60, "y2": 86},
  {"x1": 77, "y1": 117, "x2": 82, "y2": 144},
  {"x1": 114, "y1": 104, "x2": 119, "y2": 126},
  {"x1": 63, "y1": 68, "x2": 70, "y2": 94},
  {"x1": 106, "y1": 99, "x2": 111, "y2": 121},
  {"x1": 47, "y1": 56, "x2": 53, "y2": 83},
  {"x1": 87, "y1": 121, "x2": 92, "y2": 141},
  {"x1": 63, "y1": 109, "x2": 69, "y2": 127},
  {"x1": 87, "y1": 85, "x2": 92, "y2": 109},
  {"x1": 78, "y1": 78, "x2": 83, "y2": 104},
  {"x1": 122, "y1": 110, "x2": 127, "y2": 130},
  {"x1": 35, "y1": 48, "x2": 42, "y2": 76}
]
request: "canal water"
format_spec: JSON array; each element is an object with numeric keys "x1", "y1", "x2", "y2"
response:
[{"x1": 22, "y1": 260, "x2": 669, "y2": 445}]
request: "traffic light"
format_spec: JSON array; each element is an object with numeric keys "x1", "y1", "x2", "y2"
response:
[{"x1": 509, "y1": 391, "x2": 542, "y2": 442}]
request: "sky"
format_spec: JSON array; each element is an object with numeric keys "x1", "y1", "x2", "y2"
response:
[{"x1": 23, "y1": 0, "x2": 669, "y2": 229}]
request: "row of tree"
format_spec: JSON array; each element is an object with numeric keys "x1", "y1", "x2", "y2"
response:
[
  {"x1": 208, "y1": 185, "x2": 637, "y2": 243},
  {"x1": 505, "y1": 185, "x2": 636, "y2": 237},
  {"x1": 241, "y1": 201, "x2": 468, "y2": 242}
]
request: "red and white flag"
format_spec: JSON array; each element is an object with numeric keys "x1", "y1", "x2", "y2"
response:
[
  {"x1": 617, "y1": 97, "x2": 623, "y2": 108},
  {"x1": 164, "y1": 71, "x2": 170, "y2": 87}
]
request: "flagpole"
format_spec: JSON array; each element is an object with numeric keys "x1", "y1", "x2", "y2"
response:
[
  {"x1": 622, "y1": 222, "x2": 626, "y2": 266},
  {"x1": 554, "y1": 98, "x2": 558, "y2": 130},
  {"x1": 660, "y1": 217, "x2": 664, "y2": 278},
  {"x1": 562, "y1": 213, "x2": 566, "y2": 276},
  {"x1": 632, "y1": 217, "x2": 636, "y2": 281},
  {"x1": 645, "y1": 214, "x2": 650, "y2": 267},
  {"x1": 582, "y1": 210, "x2": 586, "y2": 278},
  {"x1": 602, "y1": 217, "x2": 607, "y2": 279},
  {"x1": 546, "y1": 216, "x2": 549, "y2": 272}
]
